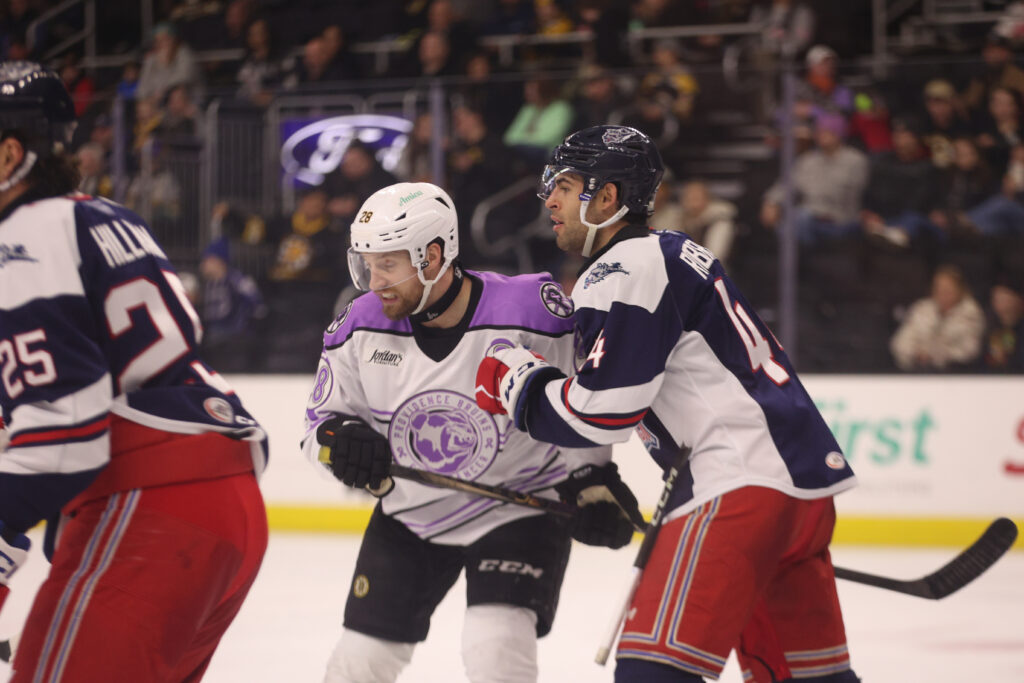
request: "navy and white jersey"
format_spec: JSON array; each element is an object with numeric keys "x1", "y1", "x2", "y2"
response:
[
  {"x1": 0, "y1": 193, "x2": 267, "y2": 534},
  {"x1": 522, "y1": 227, "x2": 856, "y2": 522},
  {"x1": 301, "y1": 271, "x2": 611, "y2": 546}
]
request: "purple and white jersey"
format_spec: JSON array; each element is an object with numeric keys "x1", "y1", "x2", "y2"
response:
[
  {"x1": 301, "y1": 271, "x2": 611, "y2": 545},
  {"x1": 521, "y1": 228, "x2": 856, "y2": 523},
  {"x1": 0, "y1": 193, "x2": 267, "y2": 534}
]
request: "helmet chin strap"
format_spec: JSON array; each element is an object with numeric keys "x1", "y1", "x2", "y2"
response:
[
  {"x1": 0, "y1": 150, "x2": 37, "y2": 193},
  {"x1": 578, "y1": 198, "x2": 629, "y2": 258},
  {"x1": 410, "y1": 259, "x2": 459, "y2": 318}
]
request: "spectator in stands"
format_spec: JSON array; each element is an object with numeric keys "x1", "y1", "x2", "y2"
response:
[
  {"x1": 0, "y1": 0, "x2": 43, "y2": 59},
  {"x1": 323, "y1": 141, "x2": 399, "y2": 225},
  {"x1": 267, "y1": 187, "x2": 343, "y2": 286},
  {"x1": 668, "y1": 179, "x2": 738, "y2": 265},
  {"x1": 394, "y1": 112, "x2": 437, "y2": 184},
  {"x1": 76, "y1": 142, "x2": 114, "y2": 199},
  {"x1": 569, "y1": 62, "x2": 627, "y2": 131},
  {"x1": 408, "y1": 29, "x2": 458, "y2": 79},
  {"x1": 196, "y1": 0, "x2": 255, "y2": 85},
  {"x1": 796, "y1": 44, "x2": 853, "y2": 116},
  {"x1": 576, "y1": 0, "x2": 633, "y2": 68},
  {"x1": 761, "y1": 111, "x2": 869, "y2": 247},
  {"x1": 419, "y1": 0, "x2": 478, "y2": 69},
  {"x1": 158, "y1": 84, "x2": 200, "y2": 139},
  {"x1": 447, "y1": 104, "x2": 510, "y2": 264},
  {"x1": 133, "y1": 96, "x2": 165, "y2": 154},
  {"x1": 890, "y1": 264, "x2": 985, "y2": 371},
  {"x1": 961, "y1": 32, "x2": 1024, "y2": 120},
  {"x1": 199, "y1": 236, "x2": 267, "y2": 372},
  {"x1": 59, "y1": 53, "x2": 94, "y2": 117},
  {"x1": 117, "y1": 61, "x2": 140, "y2": 100},
  {"x1": 920, "y1": 78, "x2": 972, "y2": 169},
  {"x1": 321, "y1": 23, "x2": 362, "y2": 83},
  {"x1": 860, "y1": 116, "x2": 936, "y2": 248},
  {"x1": 975, "y1": 86, "x2": 1023, "y2": 175},
  {"x1": 282, "y1": 35, "x2": 346, "y2": 91},
  {"x1": 639, "y1": 39, "x2": 700, "y2": 122},
  {"x1": 848, "y1": 87, "x2": 892, "y2": 154},
  {"x1": 137, "y1": 22, "x2": 202, "y2": 104},
  {"x1": 236, "y1": 16, "x2": 284, "y2": 108},
  {"x1": 534, "y1": 0, "x2": 574, "y2": 35},
  {"x1": 458, "y1": 50, "x2": 521, "y2": 133},
  {"x1": 264, "y1": 187, "x2": 346, "y2": 369},
  {"x1": 928, "y1": 137, "x2": 999, "y2": 239},
  {"x1": 980, "y1": 277, "x2": 1024, "y2": 372},
  {"x1": 503, "y1": 75, "x2": 574, "y2": 166},
  {"x1": 749, "y1": 0, "x2": 816, "y2": 61}
]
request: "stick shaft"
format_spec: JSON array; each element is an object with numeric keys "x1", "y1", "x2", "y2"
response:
[{"x1": 389, "y1": 464, "x2": 578, "y2": 519}]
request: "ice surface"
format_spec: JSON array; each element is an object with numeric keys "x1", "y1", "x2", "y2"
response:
[{"x1": 2, "y1": 532, "x2": 1021, "y2": 682}]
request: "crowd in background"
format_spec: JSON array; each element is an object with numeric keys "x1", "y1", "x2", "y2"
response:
[{"x1": 2, "y1": 0, "x2": 1022, "y2": 374}]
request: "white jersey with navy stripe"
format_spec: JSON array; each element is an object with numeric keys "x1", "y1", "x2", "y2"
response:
[
  {"x1": 300, "y1": 271, "x2": 611, "y2": 545},
  {"x1": 0, "y1": 193, "x2": 267, "y2": 535},
  {"x1": 521, "y1": 228, "x2": 856, "y2": 521}
]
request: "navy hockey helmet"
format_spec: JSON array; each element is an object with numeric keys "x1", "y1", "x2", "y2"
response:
[
  {"x1": 0, "y1": 60, "x2": 77, "y2": 190},
  {"x1": 539, "y1": 125, "x2": 664, "y2": 256}
]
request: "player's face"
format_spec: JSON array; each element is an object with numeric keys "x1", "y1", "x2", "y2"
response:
[
  {"x1": 543, "y1": 172, "x2": 591, "y2": 254},
  {"x1": 360, "y1": 251, "x2": 424, "y2": 320}
]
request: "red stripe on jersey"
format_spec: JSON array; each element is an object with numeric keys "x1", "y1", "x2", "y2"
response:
[
  {"x1": 9, "y1": 414, "x2": 110, "y2": 447},
  {"x1": 560, "y1": 379, "x2": 648, "y2": 427}
]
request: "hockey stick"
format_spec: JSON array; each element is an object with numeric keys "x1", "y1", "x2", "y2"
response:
[
  {"x1": 833, "y1": 517, "x2": 1018, "y2": 599},
  {"x1": 388, "y1": 464, "x2": 647, "y2": 532},
  {"x1": 595, "y1": 447, "x2": 690, "y2": 666}
]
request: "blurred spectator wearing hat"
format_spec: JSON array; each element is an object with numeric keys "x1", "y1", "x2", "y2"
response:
[
  {"x1": 980, "y1": 276, "x2": 1024, "y2": 372},
  {"x1": 199, "y1": 237, "x2": 267, "y2": 372},
  {"x1": 961, "y1": 32, "x2": 1024, "y2": 120},
  {"x1": 860, "y1": 116, "x2": 937, "y2": 248},
  {"x1": 761, "y1": 111, "x2": 869, "y2": 248},
  {"x1": 920, "y1": 79, "x2": 972, "y2": 169},
  {"x1": 638, "y1": 39, "x2": 700, "y2": 122},
  {"x1": 771, "y1": 44, "x2": 853, "y2": 143},
  {"x1": 137, "y1": 22, "x2": 203, "y2": 104}
]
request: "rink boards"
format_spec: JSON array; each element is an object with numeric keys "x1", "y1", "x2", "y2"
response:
[{"x1": 230, "y1": 375, "x2": 1024, "y2": 549}]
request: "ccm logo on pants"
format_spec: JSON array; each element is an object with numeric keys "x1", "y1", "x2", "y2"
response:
[{"x1": 477, "y1": 560, "x2": 544, "y2": 578}]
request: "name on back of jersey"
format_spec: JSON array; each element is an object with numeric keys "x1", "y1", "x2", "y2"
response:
[{"x1": 89, "y1": 219, "x2": 168, "y2": 268}]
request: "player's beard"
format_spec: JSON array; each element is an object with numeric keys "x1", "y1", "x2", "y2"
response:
[
  {"x1": 377, "y1": 281, "x2": 424, "y2": 321},
  {"x1": 555, "y1": 220, "x2": 588, "y2": 255}
]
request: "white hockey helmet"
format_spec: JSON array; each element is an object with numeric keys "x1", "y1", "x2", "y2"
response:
[{"x1": 347, "y1": 182, "x2": 459, "y2": 314}]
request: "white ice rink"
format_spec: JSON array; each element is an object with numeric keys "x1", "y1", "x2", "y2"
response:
[{"x1": 6, "y1": 530, "x2": 1018, "y2": 682}]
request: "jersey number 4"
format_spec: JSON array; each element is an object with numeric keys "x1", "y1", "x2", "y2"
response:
[{"x1": 714, "y1": 279, "x2": 790, "y2": 385}]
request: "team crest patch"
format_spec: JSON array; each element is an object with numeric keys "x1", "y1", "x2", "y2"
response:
[
  {"x1": 326, "y1": 301, "x2": 352, "y2": 333},
  {"x1": 353, "y1": 575, "x2": 370, "y2": 598},
  {"x1": 0, "y1": 243, "x2": 37, "y2": 268},
  {"x1": 601, "y1": 126, "x2": 636, "y2": 146},
  {"x1": 389, "y1": 390, "x2": 499, "y2": 480},
  {"x1": 539, "y1": 282, "x2": 574, "y2": 318},
  {"x1": 583, "y1": 262, "x2": 629, "y2": 289},
  {"x1": 203, "y1": 397, "x2": 235, "y2": 423}
]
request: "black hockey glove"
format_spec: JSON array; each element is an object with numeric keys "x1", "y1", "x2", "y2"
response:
[
  {"x1": 316, "y1": 416, "x2": 394, "y2": 497},
  {"x1": 555, "y1": 463, "x2": 643, "y2": 549}
]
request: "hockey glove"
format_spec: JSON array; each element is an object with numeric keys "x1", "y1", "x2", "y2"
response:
[
  {"x1": 555, "y1": 463, "x2": 643, "y2": 549},
  {"x1": 317, "y1": 416, "x2": 394, "y2": 497},
  {"x1": 0, "y1": 521, "x2": 30, "y2": 614},
  {"x1": 475, "y1": 345, "x2": 553, "y2": 421}
]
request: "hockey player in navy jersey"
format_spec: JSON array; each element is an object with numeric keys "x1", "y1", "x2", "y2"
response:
[
  {"x1": 475, "y1": 125, "x2": 862, "y2": 683},
  {"x1": 0, "y1": 61, "x2": 268, "y2": 681},
  {"x1": 302, "y1": 181, "x2": 642, "y2": 682}
]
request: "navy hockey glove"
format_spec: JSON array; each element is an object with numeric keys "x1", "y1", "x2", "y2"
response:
[
  {"x1": 555, "y1": 463, "x2": 644, "y2": 549},
  {"x1": 0, "y1": 521, "x2": 30, "y2": 614},
  {"x1": 317, "y1": 416, "x2": 394, "y2": 497}
]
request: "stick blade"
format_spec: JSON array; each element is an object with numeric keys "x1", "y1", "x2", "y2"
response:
[{"x1": 923, "y1": 517, "x2": 1018, "y2": 599}]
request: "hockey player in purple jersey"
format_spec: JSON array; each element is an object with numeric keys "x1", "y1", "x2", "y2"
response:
[
  {"x1": 302, "y1": 181, "x2": 642, "y2": 682},
  {"x1": 476, "y1": 126, "x2": 861, "y2": 683},
  {"x1": 0, "y1": 61, "x2": 268, "y2": 681}
]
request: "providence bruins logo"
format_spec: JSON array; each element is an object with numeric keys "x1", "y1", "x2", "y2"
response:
[{"x1": 388, "y1": 390, "x2": 499, "y2": 480}]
